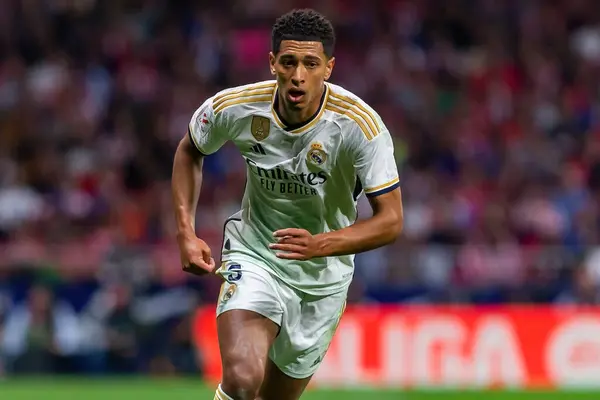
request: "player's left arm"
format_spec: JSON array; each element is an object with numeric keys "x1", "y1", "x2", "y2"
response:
[
  {"x1": 270, "y1": 126, "x2": 403, "y2": 260},
  {"x1": 313, "y1": 186, "x2": 403, "y2": 257}
]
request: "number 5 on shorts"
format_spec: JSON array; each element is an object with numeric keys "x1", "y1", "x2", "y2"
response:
[{"x1": 224, "y1": 264, "x2": 242, "y2": 282}]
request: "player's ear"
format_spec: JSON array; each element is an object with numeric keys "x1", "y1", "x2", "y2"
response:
[
  {"x1": 324, "y1": 57, "x2": 335, "y2": 81},
  {"x1": 269, "y1": 52, "x2": 277, "y2": 75}
]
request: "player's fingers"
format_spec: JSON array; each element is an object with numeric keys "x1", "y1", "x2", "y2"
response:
[
  {"x1": 202, "y1": 248, "x2": 212, "y2": 264},
  {"x1": 185, "y1": 258, "x2": 212, "y2": 273},
  {"x1": 272, "y1": 229, "x2": 292, "y2": 237},
  {"x1": 208, "y1": 257, "x2": 217, "y2": 272},
  {"x1": 182, "y1": 264, "x2": 207, "y2": 276},
  {"x1": 275, "y1": 252, "x2": 306, "y2": 260},
  {"x1": 192, "y1": 254, "x2": 211, "y2": 267},
  {"x1": 277, "y1": 236, "x2": 306, "y2": 245},
  {"x1": 268, "y1": 243, "x2": 304, "y2": 253},
  {"x1": 273, "y1": 228, "x2": 307, "y2": 238},
  {"x1": 182, "y1": 261, "x2": 205, "y2": 271}
]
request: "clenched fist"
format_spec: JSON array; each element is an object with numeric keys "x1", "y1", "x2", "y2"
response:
[{"x1": 177, "y1": 234, "x2": 216, "y2": 276}]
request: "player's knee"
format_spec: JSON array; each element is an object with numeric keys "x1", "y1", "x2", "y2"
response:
[{"x1": 222, "y1": 361, "x2": 264, "y2": 400}]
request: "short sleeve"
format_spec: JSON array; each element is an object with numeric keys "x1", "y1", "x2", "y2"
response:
[
  {"x1": 188, "y1": 97, "x2": 229, "y2": 155},
  {"x1": 352, "y1": 128, "x2": 400, "y2": 198}
]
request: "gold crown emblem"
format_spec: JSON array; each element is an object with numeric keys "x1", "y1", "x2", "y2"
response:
[
  {"x1": 307, "y1": 142, "x2": 327, "y2": 166},
  {"x1": 222, "y1": 284, "x2": 236, "y2": 303}
]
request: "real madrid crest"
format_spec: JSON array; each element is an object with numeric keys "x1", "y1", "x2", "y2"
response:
[
  {"x1": 307, "y1": 142, "x2": 327, "y2": 166},
  {"x1": 251, "y1": 116, "x2": 270, "y2": 141},
  {"x1": 222, "y1": 283, "x2": 237, "y2": 303}
]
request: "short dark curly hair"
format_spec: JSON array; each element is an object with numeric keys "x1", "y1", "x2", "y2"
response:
[{"x1": 272, "y1": 9, "x2": 335, "y2": 58}]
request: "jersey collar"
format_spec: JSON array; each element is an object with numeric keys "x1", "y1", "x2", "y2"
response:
[{"x1": 271, "y1": 83, "x2": 330, "y2": 134}]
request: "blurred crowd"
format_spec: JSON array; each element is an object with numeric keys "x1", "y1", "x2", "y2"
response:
[{"x1": 2, "y1": 0, "x2": 600, "y2": 375}]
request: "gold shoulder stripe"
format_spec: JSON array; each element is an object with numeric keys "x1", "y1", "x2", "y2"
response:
[
  {"x1": 213, "y1": 81, "x2": 275, "y2": 102},
  {"x1": 213, "y1": 87, "x2": 275, "y2": 110},
  {"x1": 213, "y1": 82, "x2": 276, "y2": 109},
  {"x1": 325, "y1": 104, "x2": 375, "y2": 140},
  {"x1": 214, "y1": 95, "x2": 272, "y2": 114},
  {"x1": 327, "y1": 98, "x2": 377, "y2": 139},
  {"x1": 329, "y1": 93, "x2": 380, "y2": 137},
  {"x1": 329, "y1": 93, "x2": 379, "y2": 128}
]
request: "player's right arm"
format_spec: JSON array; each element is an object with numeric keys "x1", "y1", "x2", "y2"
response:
[{"x1": 171, "y1": 98, "x2": 229, "y2": 275}]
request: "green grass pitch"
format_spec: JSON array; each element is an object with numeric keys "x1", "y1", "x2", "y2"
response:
[{"x1": 1, "y1": 378, "x2": 599, "y2": 399}]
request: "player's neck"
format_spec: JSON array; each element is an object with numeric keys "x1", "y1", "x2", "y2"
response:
[{"x1": 277, "y1": 85, "x2": 325, "y2": 127}]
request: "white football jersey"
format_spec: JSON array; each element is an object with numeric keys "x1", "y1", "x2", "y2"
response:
[{"x1": 188, "y1": 80, "x2": 399, "y2": 295}]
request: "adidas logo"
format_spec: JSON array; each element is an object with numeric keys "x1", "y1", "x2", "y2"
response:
[
  {"x1": 250, "y1": 143, "x2": 266, "y2": 155},
  {"x1": 311, "y1": 355, "x2": 323, "y2": 367}
]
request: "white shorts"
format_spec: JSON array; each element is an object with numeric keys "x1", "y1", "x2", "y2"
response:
[{"x1": 215, "y1": 259, "x2": 347, "y2": 379}]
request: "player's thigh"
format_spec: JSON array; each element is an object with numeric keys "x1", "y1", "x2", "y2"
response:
[
  {"x1": 258, "y1": 358, "x2": 312, "y2": 400},
  {"x1": 216, "y1": 260, "x2": 283, "y2": 387},
  {"x1": 217, "y1": 310, "x2": 279, "y2": 385},
  {"x1": 268, "y1": 286, "x2": 348, "y2": 388}
]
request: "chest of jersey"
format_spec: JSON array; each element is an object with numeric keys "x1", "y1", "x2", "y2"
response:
[
  {"x1": 235, "y1": 115, "x2": 343, "y2": 174},
  {"x1": 233, "y1": 115, "x2": 344, "y2": 198}
]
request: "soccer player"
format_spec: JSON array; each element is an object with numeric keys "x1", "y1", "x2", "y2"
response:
[{"x1": 172, "y1": 9, "x2": 403, "y2": 400}]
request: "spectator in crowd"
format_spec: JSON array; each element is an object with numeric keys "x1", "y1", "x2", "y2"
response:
[{"x1": 1, "y1": 283, "x2": 81, "y2": 374}]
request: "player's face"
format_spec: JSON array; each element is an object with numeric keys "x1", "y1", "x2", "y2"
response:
[{"x1": 269, "y1": 40, "x2": 335, "y2": 111}]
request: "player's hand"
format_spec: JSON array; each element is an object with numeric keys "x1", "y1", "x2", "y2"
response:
[
  {"x1": 269, "y1": 228, "x2": 321, "y2": 260},
  {"x1": 177, "y1": 235, "x2": 216, "y2": 275}
]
